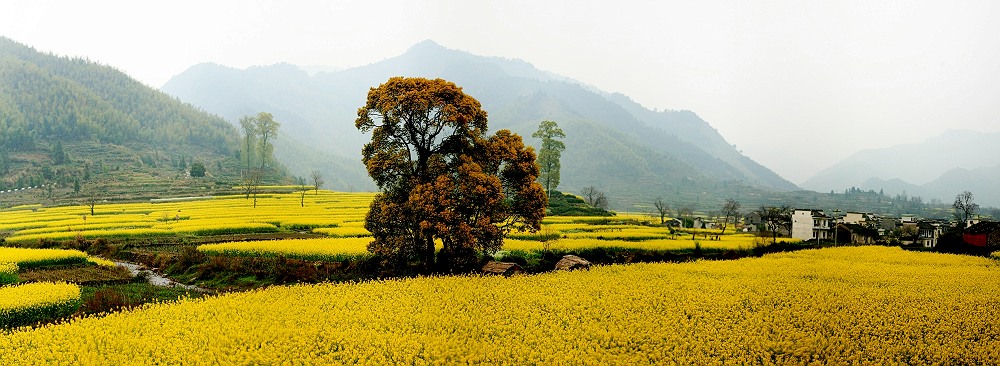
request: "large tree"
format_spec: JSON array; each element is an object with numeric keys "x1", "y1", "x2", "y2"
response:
[
  {"x1": 238, "y1": 112, "x2": 280, "y2": 203},
  {"x1": 254, "y1": 112, "x2": 280, "y2": 171},
  {"x1": 653, "y1": 198, "x2": 669, "y2": 225},
  {"x1": 239, "y1": 115, "x2": 258, "y2": 199},
  {"x1": 238, "y1": 115, "x2": 257, "y2": 174},
  {"x1": 532, "y1": 120, "x2": 566, "y2": 196},
  {"x1": 356, "y1": 77, "x2": 546, "y2": 271},
  {"x1": 719, "y1": 198, "x2": 741, "y2": 235},
  {"x1": 953, "y1": 190, "x2": 979, "y2": 230}
]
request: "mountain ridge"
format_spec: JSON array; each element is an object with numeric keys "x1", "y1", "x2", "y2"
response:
[
  {"x1": 162, "y1": 40, "x2": 799, "y2": 209},
  {"x1": 803, "y1": 129, "x2": 1000, "y2": 206}
]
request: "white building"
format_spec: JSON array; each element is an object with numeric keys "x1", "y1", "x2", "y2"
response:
[{"x1": 792, "y1": 209, "x2": 832, "y2": 241}]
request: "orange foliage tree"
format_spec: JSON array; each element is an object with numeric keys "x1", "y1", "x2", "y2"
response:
[{"x1": 356, "y1": 77, "x2": 546, "y2": 271}]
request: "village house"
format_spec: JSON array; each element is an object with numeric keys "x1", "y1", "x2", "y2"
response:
[
  {"x1": 664, "y1": 218, "x2": 682, "y2": 227},
  {"x1": 842, "y1": 212, "x2": 875, "y2": 227},
  {"x1": 917, "y1": 221, "x2": 948, "y2": 248},
  {"x1": 692, "y1": 218, "x2": 716, "y2": 230},
  {"x1": 792, "y1": 209, "x2": 831, "y2": 241},
  {"x1": 963, "y1": 221, "x2": 1000, "y2": 247},
  {"x1": 836, "y1": 223, "x2": 880, "y2": 244}
]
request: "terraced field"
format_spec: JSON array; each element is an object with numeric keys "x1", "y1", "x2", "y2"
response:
[
  {"x1": 1, "y1": 246, "x2": 997, "y2": 364},
  {"x1": 2, "y1": 191, "x2": 780, "y2": 262}
]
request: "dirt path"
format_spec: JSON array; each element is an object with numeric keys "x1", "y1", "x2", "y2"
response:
[{"x1": 114, "y1": 261, "x2": 213, "y2": 294}]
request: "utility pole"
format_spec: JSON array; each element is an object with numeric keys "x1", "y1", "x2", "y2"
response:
[{"x1": 833, "y1": 208, "x2": 841, "y2": 245}]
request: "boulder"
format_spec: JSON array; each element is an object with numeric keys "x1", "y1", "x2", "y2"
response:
[{"x1": 555, "y1": 255, "x2": 591, "y2": 271}]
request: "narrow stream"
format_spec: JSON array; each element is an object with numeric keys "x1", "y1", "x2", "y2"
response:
[{"x1": 114, "y1": 261, "x2": 212, "y2": 294}]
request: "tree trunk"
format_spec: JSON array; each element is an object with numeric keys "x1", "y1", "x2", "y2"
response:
[{"x1": 423, "y1": 237, "x2": 436, "y2": 273}]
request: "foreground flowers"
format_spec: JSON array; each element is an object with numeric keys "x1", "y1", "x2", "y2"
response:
[
  {"x1": 0, "y1": 282, "x2": 80, "y2": 329},
  {"x1": 0, "y1": 246, "x2": 998, "y2": 364}
]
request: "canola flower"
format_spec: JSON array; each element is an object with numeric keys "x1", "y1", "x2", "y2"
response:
[
  {"x1": 0, "y1": 263, "x2": 17, "y2": 285},
  {"x1": 85, "y1": 256, "x2": 117, "y2": 268},
  {"x1": 312, "y1": 225, "x2": 372, "y2": 238},
  {"x1": 1, "y1": 246, "x2": 998, "y2": 364},
  {"x1": 1, "y1": 191, "x2": 376, "y2": 243},
  {"x1": 198, "y1": 238, "x2": 372, "y2": 261},
  {"x1": 0, "y1": 247, "x2": 88, "y2": 268},
  {"x1": 1, "y1": 191, "x2": 793, "y2": 259},
  {"x1": 0, "y1": 282, "x2": 80, "y2": 329},
  {"x1": 504, "y1": 234, "x2": 782, "y2": 252}
]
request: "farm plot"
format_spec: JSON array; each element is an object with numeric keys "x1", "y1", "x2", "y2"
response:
[
  {"x1": 0, "y1": 247, "x2": 997, "y2": 364},
  {"x1": 0, "y1": 282, "x2": 81, "y2": 329},
  {"x1": 0, "y1": 191, "x2": 376, "y2": 244},
  {"x1": 198, "y1": 238, "x2": 372, "y2": 261}
]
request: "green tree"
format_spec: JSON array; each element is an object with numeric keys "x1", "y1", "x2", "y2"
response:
[
  {"x1": 238, "y1": 115, "x2": 257, "y2": 174},
  {"x1": 189, "y1": 162, "x2": 206, "y2": 177},
  {"x1": 532, "y1": 120, "x2": 566, "y2": 196},
  {"x1": 0, "y1": 148, "x2": 9, "y2": 175},
  {"x1": 51, "y1": 141, "x2": 66, "y2": 165},
  {"x1": 237, "y1": 112, "x2": 280, "y2": 202},
  {"x1": 356, "y1": 77, "x2": 546, "y2": 272},
  {"x1": 254, "y1": 112, "x2": 280, "y2": 171},
  {"x1": 238, "y1": 115, "x2": 258, "y2": 199}
]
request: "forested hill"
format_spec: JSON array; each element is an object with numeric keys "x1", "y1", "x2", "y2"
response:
[
  {"x1": 0, "y1": 37, "x2": 243, "y2": 202},
  {"x1": 0, "y1": 37, "x2": 236, "y2": 151}
]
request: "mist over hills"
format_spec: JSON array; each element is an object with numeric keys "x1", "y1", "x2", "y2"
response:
[
  {"x1": 163, "y1": 40, "x2": 797, "y2": 209},
  {"x1": 802, "y1": 130, "x2": 1000, "y2": 207}
]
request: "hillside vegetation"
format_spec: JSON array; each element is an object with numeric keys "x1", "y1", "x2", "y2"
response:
[{"x1": 0, "y1": 37, "x2": 258, "y2": 206}]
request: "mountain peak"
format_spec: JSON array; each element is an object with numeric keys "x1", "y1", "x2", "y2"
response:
[{"x1": 406, "y1": 39, "x2": 448, "y2": 54}]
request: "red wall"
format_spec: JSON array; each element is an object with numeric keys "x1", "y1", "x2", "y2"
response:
[{"x1": 964, "y1": 233, "x2": 988, "y2": 247}]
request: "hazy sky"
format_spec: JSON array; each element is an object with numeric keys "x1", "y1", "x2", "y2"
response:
[{"x1": 2, "y1": 0, "x2": 999, "y2": 183}]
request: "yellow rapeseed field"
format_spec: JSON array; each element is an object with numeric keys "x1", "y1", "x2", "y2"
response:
[
  {"x1": 503, "y1": 233, "x2": 769, "y2": 252},
  {"x1": 1, "y1": 246, "x2": 997, "y2": 364},
  {"x1": 0, "y1": 262, "x2": 16, "y2": 284},
  {"x1": 0, "y1": 191, "x2": 376, "y2": 243},
  {"x1": 2, "y1": 191, "x2": 785, "y2": 261},
  {"x1": 0, "y1": 282, "x2": 81, "y2": 329},
  {"x1": 0, "y1": 247, "x2": 88, "y2": 268},
  {"x1": 198, "y1": 238, "x2": 372, "y2": 261}
]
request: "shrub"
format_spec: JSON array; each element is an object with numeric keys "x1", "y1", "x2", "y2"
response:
[{"x1": 81, "y1": 287, "x2": 135, "y2": 315}]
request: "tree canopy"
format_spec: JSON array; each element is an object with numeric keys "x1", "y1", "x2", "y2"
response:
[
  {"x1": 356, "y1": 77, "x2": 546, "y2": 271},
  {"x1": 532, "y1": 120, "x2": 566, "y2": 196}
]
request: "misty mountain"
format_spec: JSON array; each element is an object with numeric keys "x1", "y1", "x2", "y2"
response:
[
  {"x1": 0, "y1": 37, "x2": 242, "y2": 195},
  {"x1": 802, "y1": 129, "x2": 1000, "y2": 206},
  {"x1": 162, "y1": 40, "x2": 798, "y2": 208},
  {"x1": 859, "y1": 164, "x2": 1000, "y2": 207}
]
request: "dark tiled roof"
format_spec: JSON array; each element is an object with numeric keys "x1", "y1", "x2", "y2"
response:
[{"x1": 966, "y1": 221, "x2": 1000, "y2": 235}]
